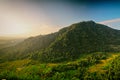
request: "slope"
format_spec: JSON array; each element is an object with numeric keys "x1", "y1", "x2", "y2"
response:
[
  {"x1": 37, "y1": 21, "x2": 120, "y2": 62},
  {"x1": 1, "y1": 21, "x2": 120, "y2": 63},
  {"x1": 0, "y1": 33, "x2": 58, "y2": 61},
  {"x1": 1, "y1": 52, "x2": 120, "y2": 80}
]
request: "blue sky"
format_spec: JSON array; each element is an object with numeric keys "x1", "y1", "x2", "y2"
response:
[
  {"x1": 34, "y1": 1, "x2": 120, "y2": 22},
  {"x1": 0, "y1": 0, "x2": 120, "y2": 37}
]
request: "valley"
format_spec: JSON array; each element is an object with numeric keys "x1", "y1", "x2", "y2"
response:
[{"x1": 0, "y1": 37, "x2": 24, "y2": 49}]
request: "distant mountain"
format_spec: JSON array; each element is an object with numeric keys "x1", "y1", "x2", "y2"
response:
[
  {"x1": 1, "y1": 21, "x2": 120, "y2": 62},
  {"x1": 36, "y1": 21, "x2": 120, "y2": 62},
  {"x1": 0, "y1": 33, "x2": 59, "y2": 61},
  {"x1": 0, "y1": 37, "x2": 24, "y2": 49}
]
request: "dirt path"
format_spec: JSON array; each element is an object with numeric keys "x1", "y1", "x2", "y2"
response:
[{"x1": 88, "y1": 54, "x2": 118, "y2": 73}]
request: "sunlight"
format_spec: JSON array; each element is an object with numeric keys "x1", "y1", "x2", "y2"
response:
[
  {"x1": 4, "y1": 20, "x2": 29, "y2": 35},
  {"x1": 1, "y1": 14, "x2": 31, "y2": 36},
  {"x1": 9, "y1": 23, "x2": 29, "y2": 35}
]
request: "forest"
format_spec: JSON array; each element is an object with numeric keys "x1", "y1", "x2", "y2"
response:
[
  {"x1": 0, "y1": 21, "x2": 120, "y2": 80},
  {"x1": 0, "y1": 52, "x2": 120, "y2": 80}
]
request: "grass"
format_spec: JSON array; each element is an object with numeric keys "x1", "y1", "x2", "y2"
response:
[
  {"x1": 88, "y1": 53, "x2": 119, "y2": 73},
  {"x1": 0, "y1": 59, "x2": 31, "y2": 72},
  {"x1": 0, "y1": 52, "x2": 120, "y2": 80}
]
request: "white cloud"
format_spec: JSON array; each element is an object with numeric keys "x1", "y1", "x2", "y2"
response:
[
  {"x1": 98, "y1": 18, "x2": 120, "y2": 30},
  {"x1": 99, "y1": 18, "x2": 120, "y2": 24}
]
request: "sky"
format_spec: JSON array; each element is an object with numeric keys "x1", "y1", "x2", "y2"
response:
[{"x1": 0, "y1": 0, "x2": 120, "y2": 37}]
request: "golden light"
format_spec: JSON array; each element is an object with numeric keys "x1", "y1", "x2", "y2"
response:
[
  {"x1": 1, "y1": 15, "x2": 30, "y2": 36},
  {"x1": 6, "y1": 23, "x2": 28, "y2": 35},
  {"x1": 0, "y1": 2, "x2": 59, "y2": 37}
]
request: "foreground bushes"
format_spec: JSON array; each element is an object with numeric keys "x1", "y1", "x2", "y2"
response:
[{"x1": 0, "y1": 53, "x2": 120, "y2": 80}]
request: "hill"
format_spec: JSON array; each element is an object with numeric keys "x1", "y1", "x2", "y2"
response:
[
  {"x1": 1, "y1": 21, "x2": 120, "y2": 79},
  {"x1": 0, "y1": 52, "x2": 120, "y2": 80},
  {"x1": 0, "y1": 37, "x2": 24, "y2": 49},
  {"x1": 0, "y1": 33, "x2": 59, "y2": 61},
  {"x1": 34, "y1": 21, "x2": 120, "y2": 62},
  {"x1": 1, "y1": 21, "x2": 120, "y2": 62}
]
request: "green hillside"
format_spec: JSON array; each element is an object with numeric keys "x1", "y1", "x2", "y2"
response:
[
  {"x1": 0, "y1": 37, "x2": 24, "y2": 49},
  {"x1": 31, "y1": 21, "x2": 120, "y2": 62},
  {"x1": 0, "y1": 52, "x2": 120, "y2": 80},
  {"x1": 0, "y1": 33, "x2": 58, "y2": 61},
  {"x1": 1, "y1": 21, "x2": 120, "y2": 62},
  {"x1": 0, "y1": 21, "x2": 120, "y2": 79}
]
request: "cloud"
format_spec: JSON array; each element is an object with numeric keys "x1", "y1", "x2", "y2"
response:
[
  {"x1": 99, "y1": 18, "x2": 120, "y2": 24},
  {"x1": 98, "y1": 18, "x2": 120, "y2": 30}
]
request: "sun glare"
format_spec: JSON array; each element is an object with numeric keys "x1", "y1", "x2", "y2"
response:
[
  {"x1": 1, "y1": 15, "x2": 31, "y2": 36},
  {"x1": 9, "y1": 24, "x2": 28, "y2": 35}
]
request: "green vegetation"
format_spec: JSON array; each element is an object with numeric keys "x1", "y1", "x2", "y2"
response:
[
  {"x1": 0, "y1": 21, "x2": 120, "y2": 79},
  {"x1": 0, "y1": 52, "x2": 120, "y2": 80},
  {"x1": 0, "y1": 37, "x2": 24, "y2": 49},
  {"x1": 31, "y1": 21, "x2": 120, "y2": 62},
  {"x1": 0, "y1": 33, "x2": 58, "y2": 62},
  {"x1": 2, "y1": 21, "x2": 120, "y2": 62}
]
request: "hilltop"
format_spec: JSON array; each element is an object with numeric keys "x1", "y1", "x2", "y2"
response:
[
  {"x1": 1, "y1": 21, "x2": 120, "y2": 62},
  {"x1": 0, "y1": 21, "x2": 120, "y2": 79}
]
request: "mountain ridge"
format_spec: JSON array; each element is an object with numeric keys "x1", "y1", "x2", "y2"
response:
[
  {"x1": 31, "y1": 21, "x2": 120, "y2": 62},
  {"x1": 1, "y1": 21, "x2": 120, "y2": 62}
]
